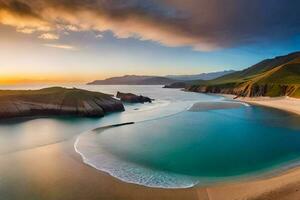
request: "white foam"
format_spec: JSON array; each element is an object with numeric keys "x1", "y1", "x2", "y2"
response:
[
  {"x1": 73, "y1": 93, "x2": 226, "y2": 188},
  {"x1": 74, "y1": 133, "x2": 199, "y2": 188},
  {"x1": 227, "y1": 101, "x2": 251, "y2": 107}
]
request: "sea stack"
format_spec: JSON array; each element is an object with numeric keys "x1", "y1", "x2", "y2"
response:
[{"x1": 116, "y1": 92, "x2": 152, "y2": 103}]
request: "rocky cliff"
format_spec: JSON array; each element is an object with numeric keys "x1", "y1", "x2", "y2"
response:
[
  {"x1": 0, "y1": 87, "x2": 124, "y2": 119},
  {"x1": 187, "y1": 84, "x2": 300, "y2": 98}
]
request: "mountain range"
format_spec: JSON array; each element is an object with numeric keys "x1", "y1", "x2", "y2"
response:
[
  {"x1": 167, "y1": 51, "x2": 300, "y2": 98},
  {"x1": 88, "y1": 71, "x2": 234, "y2": 85},
  {"x1": 165, "y1": 70, "x2": 235, "y2": 81}
]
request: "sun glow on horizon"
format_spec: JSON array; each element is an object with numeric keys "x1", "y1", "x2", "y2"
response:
[
  {"x1": 0, "y1": 73, "x2": 105, "y2": 85},
  {"x1": 0, "y1": 67, "x2": 219, "y2": 85}
]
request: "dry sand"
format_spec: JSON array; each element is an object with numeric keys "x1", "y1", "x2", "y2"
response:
[
  {"x1": 2, "y1": 136, "x2": 300, "y2": 200},
  {"x1": 196, "y1": 94, "x2": 300, "y2": 200},
  {"x1": 1, "y1": 133, "x2": 300, "y2": 200},
  {"x1": 0, "y1": 139, "x2": 199, "y2": 200},
  {"x1": 239, "y1": 96, "x2": 300, "y2": 116}
]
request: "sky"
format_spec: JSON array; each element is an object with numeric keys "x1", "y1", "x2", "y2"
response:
[{"x1": 0, "y1": 0, "x2": 300, "y2": 84}]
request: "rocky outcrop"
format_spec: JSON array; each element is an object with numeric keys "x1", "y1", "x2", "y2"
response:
[
  {"x1": 0, "y1": 87, "x2": 125, "y2": 119},
  {"x1": 163, "y1": 82, "x2": 187, "y2": 89},
  {"x1": 187, "y1": 83, "x2": 300, "y2": 98},
  {"x1": 116, "y1": 92, "x2": 152, "y2": 103}
]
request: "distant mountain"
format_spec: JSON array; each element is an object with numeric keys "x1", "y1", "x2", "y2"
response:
[
  {"x1": 166, "y1": 70, "x2": 235, "y2": 81},
  {"x1": 88, "y1": 70, "x2": 235, "y2": 85},
  {"x1": 184, "y1": 51, "x2": 300, "y2": 98},
  {"x1": 88, "y1": 75, "x2": 177, "y2": 85}
]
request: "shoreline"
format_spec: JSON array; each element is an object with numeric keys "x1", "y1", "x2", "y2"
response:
[
  {"x1": 71, "y1": 93, "x2": 300, "y2": 200},
  {"x1": 196, "y1": 94, "x2": 300, "y2": 199},
  {"x1": 2, "y1": 90, "x2": 300, "y2": 199},
  {"x1": 239, "y1": 96, "x2": 300, "y2": 116},
  {"x1": 218, "y1": 93, "x2": 300, "y2": 116}
]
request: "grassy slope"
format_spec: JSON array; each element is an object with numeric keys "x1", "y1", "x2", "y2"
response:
[
  {"x1": 257, "y1": 64, "x2": 300, "y2": 84},
  {"x1": 189, "y1": 52, "x2": 300, "y2": 98},
  {"x1": 0, "y1": 87, "x2": 111, "y2": 101},
  {"x1": 0, "y1": 87, "x2": 125, "y2": 119},
  {"x1": 207, "y1": 52, "x2": 300, "y2": 85}
]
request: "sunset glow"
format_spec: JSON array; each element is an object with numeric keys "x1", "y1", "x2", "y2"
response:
[{"x1": 1, "y1": 0, "x2": 300, "y2": 84}]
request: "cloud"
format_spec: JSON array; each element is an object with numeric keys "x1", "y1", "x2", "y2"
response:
[
  {"x1": 1, "y1": 0, "x2": 300, "y2": 51},
  {"x1": 16, "y1": 27, "x2": 35, "y2": 34},
  {"x1": 95, "y1": 34, "x2": 103, "y2": 38},
  {"x1": 64, "y1": 25, "x2": 80, "y2": 32},
  {"x1": 38, "y1": 33, "x2": 59, "y2": 40},
  {"x1": 0, "y1": 0, "x2": 51, "y2": 32},
  {"x1": 44, "y1": 43, "x2": 76, "y2": 50}
]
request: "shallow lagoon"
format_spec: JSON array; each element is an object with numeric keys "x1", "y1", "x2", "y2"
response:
[
  {"x1": 74, "y1": 86, "x2": 300, "y2": 188},
  {"x1": 1, "y1": 85, "x2": 300, "y2": 189}
]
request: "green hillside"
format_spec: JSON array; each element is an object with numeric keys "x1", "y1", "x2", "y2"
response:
[
  {"x1": 0, "y1": 87, "x2": 125, "y2": 119},
  {"x1": 185, "y1": 52, "x2": 300, "y2": 98}
]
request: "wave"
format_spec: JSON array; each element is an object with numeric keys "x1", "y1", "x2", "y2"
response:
[
  {"x1": 74, "y1": 95, "x2": 241, "y2": 189},
  {"x1": 73, "y1": 99, "x2": 200, "y2": 188},
  {"x1": 74, "y1": 130, "x2": 199, "y2": 188}
]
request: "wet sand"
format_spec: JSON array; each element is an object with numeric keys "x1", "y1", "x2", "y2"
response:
[
  {"x1": 188, "y1": 101, "x2": 242, "y2": 112},
  {"x1": 0, "y1": 139, "x2": 199, "y2": 200},
  {"x1": 1, "y1": 132, "x2": 300, "y2": 200}
]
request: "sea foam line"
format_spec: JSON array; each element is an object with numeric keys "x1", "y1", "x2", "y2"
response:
[{"x1": 74, "y1": 132, "x2": 198, "y2": 189}]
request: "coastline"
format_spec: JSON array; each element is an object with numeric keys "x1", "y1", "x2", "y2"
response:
[
  {"x1": 72, "y1": 93, "x2": 300, "y2": 200},
  {"x1": 196, "y1": 94, "x2": 300, "y2": 200},
  {"x1": 197, "y1": 165, "x2": 300, "y2": 200},
  {"x1": 2, "y1": 122, "x2": 300, "y2": 200},
  {"x1": 219, "y1": 94, "x2": 300, "y2": 116},
  {"x1": 183, "y1": 94, "x2": 300, "y2": 200},
  {"x1": 2, "y1": 91, "x2": 300, "y2": 200},
  {"x1": 239, "y1": 96, "x2": 300, "y2": 116},
  {"x1": 71, "y1": 93, "x2": 300, "y2": 200}
]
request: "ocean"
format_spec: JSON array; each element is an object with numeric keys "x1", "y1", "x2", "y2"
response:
[{"x1": 1, "y1": 85, "x2": 300, "y2": 188}]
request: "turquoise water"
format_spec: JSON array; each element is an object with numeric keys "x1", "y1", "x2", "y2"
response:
[
  {"x1": 0, "y1": 85, "x2": 208, "y2": 154},
  {"x1": 75, "y1": 104, "x2": 300, "y2": 188},
  {"x1": 1, "y1": 85, "x2": 300, "y2": 188},
  {"x1": 73, "y1": 86, "x2": 300, "y2": 188}
]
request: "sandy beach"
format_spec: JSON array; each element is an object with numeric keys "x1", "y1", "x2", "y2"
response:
[
  {"x1": 239, "y1": 96, "x2": 300, "y2": 116},
  {"x1": 0, "y1": 139, "x2": 198, "y2": 200},
  {"x1": 196, "y1": 94, "x2": 300, "y2": 200},
  {"x1": 1, "y1": 95, "x2": 300, "y2": 200},
  {"x1": 0, "y1": 127, "x2": 300, "y2": 200}
]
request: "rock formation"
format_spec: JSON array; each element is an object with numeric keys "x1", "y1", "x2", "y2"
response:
[
  {"x1": 116, "y1": 92, "x2": 152, "y2": 103},
  {"x1": 0, "y1": 87, "x2": 124, "y2": 119}
]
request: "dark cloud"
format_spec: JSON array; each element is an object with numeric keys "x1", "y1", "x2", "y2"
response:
[
  {"x1": 0, "y1": 0, "x2": 300, "y2": 50},
  {"x1": 9, "y1": 0, "x2": 33, "y2": 15},
  {"x1": 0, "y1": 0, "x2": 36, "y2": 17}
]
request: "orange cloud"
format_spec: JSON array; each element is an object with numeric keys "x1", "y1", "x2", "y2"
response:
[
  {"x1": 39, "y1": 33, "x2": 59, "y2": 40},
  {"x1": 44, "y1": 43, "x2": 76, "y2": 50},
  {"x1": 0, "y1": 0, "x2": 299, "y2": 51},
  {"x1": 0, "y1": 0, "x2": 219, "y2": 51},
  {"x1": 0, "y1": 7, "x2": 51, "y2": 32}
]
